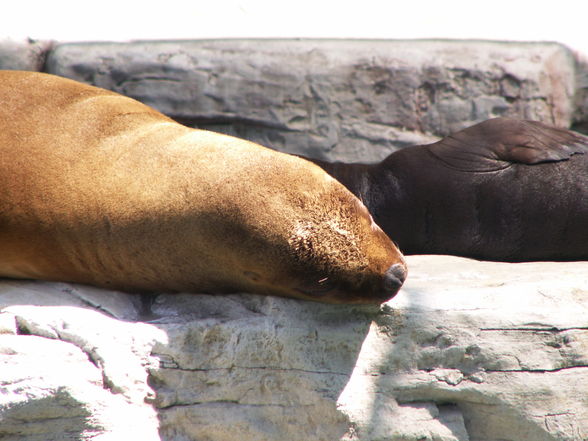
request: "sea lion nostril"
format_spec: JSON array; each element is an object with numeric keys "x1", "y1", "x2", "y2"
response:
[{"x1": 383, "y1": 263, "x2": 407, "y2": 292}]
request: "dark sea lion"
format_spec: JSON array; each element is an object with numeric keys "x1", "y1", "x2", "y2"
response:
[
  {"x1": 313, "y1": 118, "x2": 588, "y2": 261},
  {"x1": 0, "y1": 70, "x2": 406, "y2": 304}
]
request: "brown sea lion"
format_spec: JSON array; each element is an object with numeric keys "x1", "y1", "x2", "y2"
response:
[
  {"x1": 0, "y1": 70, "x2": 406, "y2": 304},
  {"x1": 313, "y1": 118, "x2": 588, "y2": 261}
]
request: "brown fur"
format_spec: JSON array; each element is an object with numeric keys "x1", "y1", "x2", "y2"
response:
[{"x1": 0, "y1": 71, "x2": 406, "y2": 303}]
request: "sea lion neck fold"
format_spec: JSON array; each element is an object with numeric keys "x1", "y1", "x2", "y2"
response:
[{"x1": 0, "y1": 70, "x2": 406, "y2": 304}]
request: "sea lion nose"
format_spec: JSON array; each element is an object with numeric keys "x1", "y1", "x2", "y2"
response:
[{"x1": 383, "y1": 263, "x2": 408, "y2": 294}]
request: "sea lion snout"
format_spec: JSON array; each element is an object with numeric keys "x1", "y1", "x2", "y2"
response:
[
  {"x1": 383, "y1": 263, "x2": 407, "y2": 295},
  {"x1": 292, "y1": 260, "x2": 407, "y2": 304}
]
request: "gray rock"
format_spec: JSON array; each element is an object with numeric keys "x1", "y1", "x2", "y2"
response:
[
  {"x1": 0, "y1": 38, "x2": 52, "y2": 71},
  {"x1": 0, "y1": 307, "x2": 162, "y2": 441},
  {"x1": 0, "y1": 278, "x2": 144, "y2": 321},
  {"x1": 572, "y1": 52, "x2": 588, "y2": 133},
  {"x1": 46, "y1": 40, "x2": 576, "y2": 162},
  {"x1": 1, "y1": 255, "x2": 587, "y2": 440}
]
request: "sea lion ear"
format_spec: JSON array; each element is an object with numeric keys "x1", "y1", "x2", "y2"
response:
[{"x1": 426, "y1": 118, "x2": 588, "y2": 172}]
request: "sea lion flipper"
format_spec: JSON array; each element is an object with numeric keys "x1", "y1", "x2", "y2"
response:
[
  {"x1": 503, "y1": 120, "x2": 588, "y2": 164},
  {"x1": 507, "y1": 141, "x2": 585, "y2": 164},
  {"x1": 427, "y1": 118, "x2": 588, "y2": 172}
]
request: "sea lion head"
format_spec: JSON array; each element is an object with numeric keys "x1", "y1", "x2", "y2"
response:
[
  {"x1": 221, "y1": 155, "x2": 407, "y2": 304},
  {"x1": 283, "y1": 189, "x2": 407, "y2": 304}
]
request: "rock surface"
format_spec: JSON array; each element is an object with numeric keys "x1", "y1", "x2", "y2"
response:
[
  {"x1": 2, "y1": 255, "x2": 587, "y2": 441},
  {"x1": 0, "y1": 38, "x2": 52, "y2": 71},
  {"x1": 45, "y1": 39, "x2": 577, "y2": 162},
  {"x1": 572, "y1": 52, "x2": 588, "y2": 133}
]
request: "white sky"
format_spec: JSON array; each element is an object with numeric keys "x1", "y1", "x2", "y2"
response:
[{"x1": 2, "y1": 0, "x2": 588, "y2": 57}]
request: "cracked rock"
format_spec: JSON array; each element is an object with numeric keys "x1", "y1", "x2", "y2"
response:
[{"x1": 1, "y1": 256, "x2": 587, "y2": 440}]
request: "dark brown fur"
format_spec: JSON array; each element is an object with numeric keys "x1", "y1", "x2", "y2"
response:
[{"x1": 314, "y1": 118, "x2": 588, "y2": 261}]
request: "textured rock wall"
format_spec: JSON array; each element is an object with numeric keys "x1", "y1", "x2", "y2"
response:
[
  {"x1": 2, "y1": 256, "x2": 588, "y2": 441},
  {"x1": 1, "y1": 38, "x2": 586, "y2": 161},
  {"x1": 572, "y1": 52, "x2": 588, "y2": 133},
  {"x1": 44, "y1": 39, "x2": 577, "y2": 161}
]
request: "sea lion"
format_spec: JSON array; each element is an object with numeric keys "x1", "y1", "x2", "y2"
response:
[
  {"x1": 0, "y1": 70, "x2": 406, "y2": 304},
  {"x1": 313, "y1": 118, "x2": 588, "y2": 261}
]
